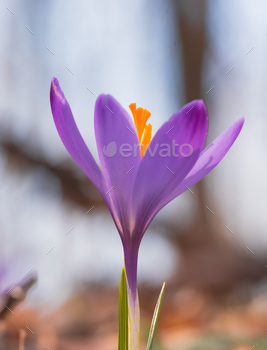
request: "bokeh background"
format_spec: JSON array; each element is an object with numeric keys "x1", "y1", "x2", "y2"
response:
[{"x1": 0, "y1": 0, "x2": 267, "y2": 349}]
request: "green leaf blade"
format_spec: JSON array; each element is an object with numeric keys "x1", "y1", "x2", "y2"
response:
[
  {"x1": 118, "y1": 268, "x2": 128, "y2": 350},
  {"x1": 146, "y1": 282, "x2": 166, "y2": 350}
]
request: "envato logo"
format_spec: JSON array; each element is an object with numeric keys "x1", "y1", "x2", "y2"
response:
[{"x1": 103, "y1": 141, "x2": 193, "y2": 158}]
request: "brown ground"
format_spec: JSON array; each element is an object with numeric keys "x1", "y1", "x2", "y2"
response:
[{"x1": 1, "y1": 283, "x2": 267, "y2": 350}]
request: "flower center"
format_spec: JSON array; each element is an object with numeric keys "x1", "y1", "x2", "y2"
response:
[{"x1": 129, "y1": 103, "x2": 152, "y2": 158}]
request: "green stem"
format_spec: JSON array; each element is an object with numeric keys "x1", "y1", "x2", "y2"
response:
[{"x1": 118, "y1": 268, "x2": 128, "y2": 350}]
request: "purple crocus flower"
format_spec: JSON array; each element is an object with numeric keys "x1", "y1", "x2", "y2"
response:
[{"x1": 50, "y1": 77, "x2": 244, "y2": 346}]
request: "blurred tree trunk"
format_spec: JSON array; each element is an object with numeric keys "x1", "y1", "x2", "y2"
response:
[
  {"x1": 167, "y1": 0, "x2": 266, "y2": 293},
  {"x1": 173, "y1": 0, "x2": 213, "y2": 249}
]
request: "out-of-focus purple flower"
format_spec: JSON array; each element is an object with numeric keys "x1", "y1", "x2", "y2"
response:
[
  {"x1": 0, "y1": 261, "x2": 37, "y2": 318},
  {"x1": 50, "y1": 78, "x2": 244, "y2": 345}
]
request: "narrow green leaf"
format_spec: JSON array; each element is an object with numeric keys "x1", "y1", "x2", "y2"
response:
[
  {"x1": 145, "y1": 282, "x2": 166, "y2": 350},
  {"x1": 118, "y1": 267, "x2": 128, "y2": 350}
]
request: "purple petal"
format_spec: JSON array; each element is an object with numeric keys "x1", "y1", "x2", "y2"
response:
[
  {"x1": 94, "y1": 95, "x2": 140, "y2": 235},
  {"x1": 132, "y1": 100, "x2": 208, "y2": 240},
  {"x1": 142, "y1": 117, "x2": 245, "y2": 230},
  {"x1": 50, "y1": 78, "x2": 105, "y2": 195},
  {"x1": 170, "y1": 117, "x2": 245, "y2": 199}
]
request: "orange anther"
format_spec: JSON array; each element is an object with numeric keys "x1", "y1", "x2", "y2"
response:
[{"x1": 129, "y1": 103, "x2": 152, "y2": 157}]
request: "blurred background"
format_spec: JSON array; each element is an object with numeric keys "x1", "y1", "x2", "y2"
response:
[{"x1": 0, "y1": 0, "x2": 267, "y2": 349}]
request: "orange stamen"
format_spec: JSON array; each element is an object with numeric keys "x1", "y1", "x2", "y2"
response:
[{"x1": 129, "y1": 103, "x2": 152, "y2": 158}]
